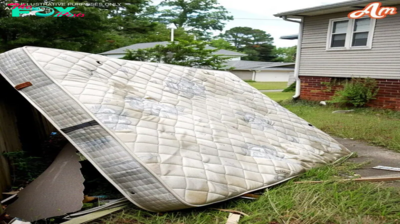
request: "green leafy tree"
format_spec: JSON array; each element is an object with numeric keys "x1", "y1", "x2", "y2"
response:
[
  {"x1": 242, "y1": 44, "x2": 277, "y2": 62},
  {"x1": 221, "y1": 27, "x2": 276, "y2": 61},
  {"x1": 157, "y1": 0, "x2": 233, "y2": 39},
  {"x1": 123, "y1": 39, "x2": 230, "y2": 70},
  {"x1": 73, "y1": 0, "x2": 158, "y2": 36},
  {"x1": 222, "y1": 27, "x2": 273, "y2": 49},
  {"x1": 0, "y1": 4, "x2": 111, "y2": 53},
  {"x1": 273, "y1": 46, "x2": 297, "y2": 62},
  {"x1": 209, "y1": 38, "x2": 236, "y2": 50},
  {"x1": 130, "y1": 23, "x2": 193, "y2": 43},
  {"x1": 70, "y1": 0, "x2": 159, "y2": 52},
  {"x1": 0, "y1": 0, "x2": 157, "y2": 53},
  {"x1": 106, "y1": 0, "x2": 157, "y2": 36}
]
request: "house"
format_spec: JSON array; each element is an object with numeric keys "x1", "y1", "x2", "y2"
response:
[
  {"x1": 226, "y1": 60, "x2": 295, "y2": 84},
  {"x1": 275, "y1": 0, "x2": 400, "y2": 110},
  {"x1": 100, "y1": 41, "x2": 247, "y2": 61}
]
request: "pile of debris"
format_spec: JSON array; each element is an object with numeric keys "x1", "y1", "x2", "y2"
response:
[{"x1": 0, "y1": 135, "x2": 128, "y2": 224}]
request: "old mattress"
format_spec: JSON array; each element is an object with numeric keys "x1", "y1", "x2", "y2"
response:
[{"x1": 0, "y1": 47, "x2": 350, "y2": 212}]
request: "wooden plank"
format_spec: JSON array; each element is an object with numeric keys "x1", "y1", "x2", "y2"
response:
[
  {"x1": 373, "y1": 166, "x2": 400, "y2": 172},
  {"x1": 2, "y1": 191, "x2": 19, "y2": 195},
  {"x1": 61, "y1": 206, "x2": 126, "y2": 224},
  {"x1": 0, "y1": 76, "x2": 56, "y2": 197},
  {"x1": 0, "y1": 78, "x2": 22, "y2": 198},
  {"x1": 242, "y1": 194, "x2": 261, "y2": 199},
  {"x1": 351, "y1": 177, "x2": 400, "y2": 182},
  {"x1": 226, "y1": 213, "x2": 241, "y2": 224},
  {"x1": 295, "y1": 177, "x2": 400, "y2": 184}
]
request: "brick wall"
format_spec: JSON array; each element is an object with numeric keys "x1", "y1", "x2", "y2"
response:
[{"x1": 299, "y1": 76, "x2": 400, "y2": 110}]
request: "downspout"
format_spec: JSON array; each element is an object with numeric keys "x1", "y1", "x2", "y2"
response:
[
  {"x1": 252, "y1": 70, "x2": 256, "y2": 81},
  {"x1": 282, "y1": 16, "x2": 304, "y2": 99}
]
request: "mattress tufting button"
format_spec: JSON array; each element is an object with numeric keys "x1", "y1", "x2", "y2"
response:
[{"x1": 202, "y1": 156, "x2": 210, "y2": 163}]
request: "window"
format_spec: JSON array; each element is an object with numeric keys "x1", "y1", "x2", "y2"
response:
[
  {"x1": 331, "y1": 21, "x2": 348, "y2": 47},
  {"x1": 327, "y1": 17, "x2": 376, "y2": 50}
]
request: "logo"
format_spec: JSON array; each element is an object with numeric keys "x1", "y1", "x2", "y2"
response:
[
  {"x1": 8, "y1": 3, "x2": 84, "y2": 17},
  {"x1": 348, "y1": 2, "x2": 397, "y2": 19}
]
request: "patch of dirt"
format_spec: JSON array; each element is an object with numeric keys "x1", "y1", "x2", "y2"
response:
[{"x1": 335, "y1": 137, "x2": 400, "y2": 187}]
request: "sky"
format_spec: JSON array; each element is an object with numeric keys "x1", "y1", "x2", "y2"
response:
[
  {"x1": 154, "y1": 0, "x2": 347, "y2": 47},
  {"x1": 217, "y1": 0, "x2": 347, "y2": 47}
]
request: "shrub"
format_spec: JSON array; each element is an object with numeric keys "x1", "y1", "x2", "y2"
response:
[
  {"x1": 329, "y1": 78, "x2": 379, "y2": 107},
  {"x1": 282, "y1": 82, "x2": 296, "y2": 92},
  {"x1": 2, "y1": 151, "x2": 45, "y2": 182}
]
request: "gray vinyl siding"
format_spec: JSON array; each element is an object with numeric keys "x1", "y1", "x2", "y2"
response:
[{"x1": 299, "y1": 6, "x2": 400, "y2": 79}]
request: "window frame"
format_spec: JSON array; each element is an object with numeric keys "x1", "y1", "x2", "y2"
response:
[{"x1": 326, "y1": 17, "x2": 376, "y2": 51}]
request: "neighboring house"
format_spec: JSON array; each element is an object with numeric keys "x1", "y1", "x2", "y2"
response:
[
  {"x1": 100, "y1": 41, "x2": 247, "y2": 61},
  {"x1": 227, "y1": 60, "x2": 295, "y2": 85},
  {"x1": 275, "y1": 0, "x2": 400, "y2": 110}
]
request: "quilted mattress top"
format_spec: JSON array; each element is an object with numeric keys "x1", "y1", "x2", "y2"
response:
[{"x1": 0, "y1": 47, "x2": 350, "y2": 212}]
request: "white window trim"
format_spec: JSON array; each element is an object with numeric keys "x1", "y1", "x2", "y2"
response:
[{"x1": 326, "y1": 17, "x2": 376, "y2": 51}]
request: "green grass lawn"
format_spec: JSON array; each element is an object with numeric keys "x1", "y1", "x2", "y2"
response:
[
  {"x1": 264, "y1": 92, "x2": 294, "y2": 101},
  {"x1": 246, "y1": 82, "x2": 287, "y2": 90},
  {"x1": 281, "y1": 101, "x2": 400, "y2": 152},
  {"x1": 264, "y1": 92, "x2": 400, "y2": 152}
]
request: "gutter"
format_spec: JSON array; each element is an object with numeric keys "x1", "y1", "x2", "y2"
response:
[
  {"x1": 282, "y1": 16, "x2": 303, "y2": 99},
  {"x1": 274, "y1": 0, "x2": 379, "y2": 17}
]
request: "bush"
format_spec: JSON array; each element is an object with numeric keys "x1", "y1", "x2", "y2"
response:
[
  {"x1": 329, "y1": 78, "x2": 379, "y2": 107},
  {"x1": 2, "y1": 151, "x2": 46, "y2": 182},
  {"x1": 282, "y1": 82, "x2": 296, "y2": 92}
]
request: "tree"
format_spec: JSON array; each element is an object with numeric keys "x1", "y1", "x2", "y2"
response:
[
  {"x1": 221, "y1": 27, "x2": 273, "y2": 49},
  {"x1": 242, "y1": 44, "x2": 276, "y2": 62},
  {"x1": 0, "y1": 0, "x2": 158, "y2": 53},
  {"x1": 157, "y1": 0, "x2": 233, "y2": 38},
  {"x1": 209, "y1": 38, "x2": 236, "y2": 51},
  {"x1": 273, "y1": 46, "x2": 297, "y2": 62},
  {"x1": 220, "y1": 27, "x2": 276, "y2": 61},
  {"x1": 73, "y1": 0, "x2": 158, "y2": 36},
  {"x1": 73, "y1": 0, "x2": 159, "y2": 52},
  {"x1": 122, "y1": 39, "x2": 230, "y2": 70},
  {"x1": 102, "y1": 0, "x2": 158, "y2": 36},
  {"x1": 0, "y1": 4, "x2": 111, "y2": 53},
  {"x1": 129, "y1": 23, "x2": 194, "y2": 44}
]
